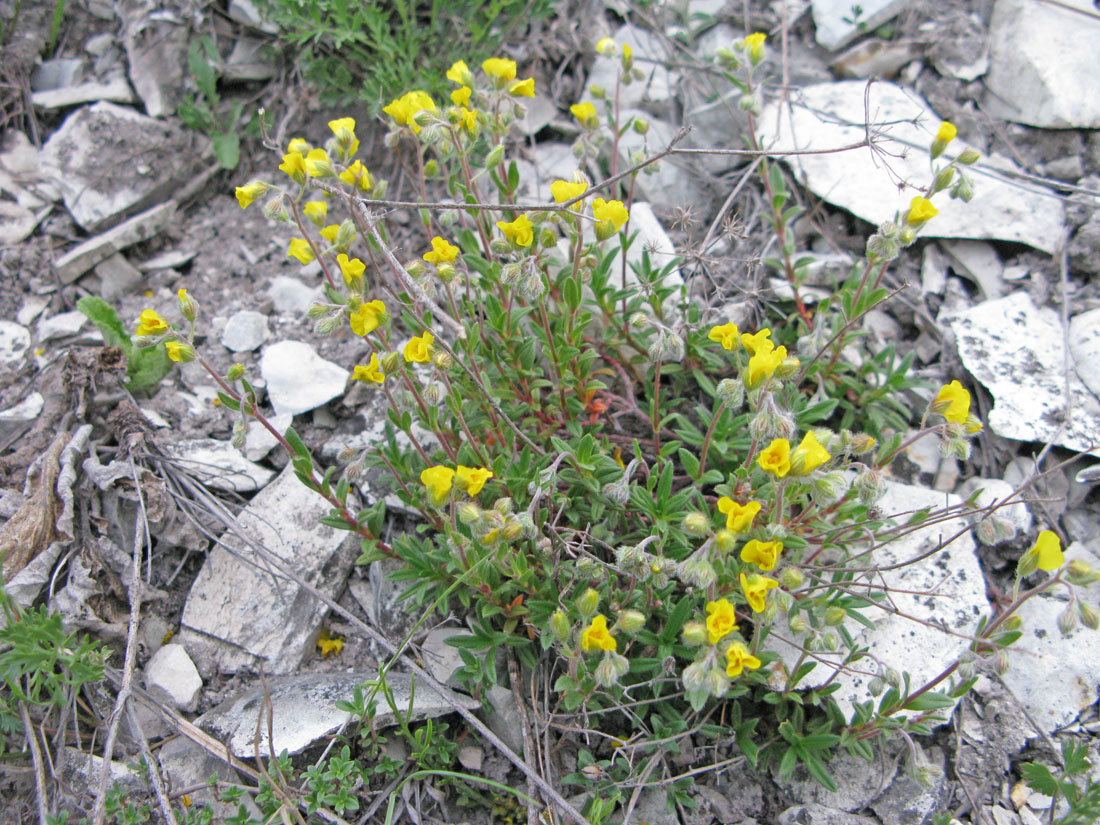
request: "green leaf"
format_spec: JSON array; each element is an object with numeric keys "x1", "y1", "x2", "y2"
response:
[
  {"x1": 902, "y1": 691, "x2": 956, "y2": 712},
  {"x1": 678, "y1": 448, "x2": 700, "y2": 480},
  {"x1": 562, "y1": 275, "x2": 581, "y2": 311},
  {"x1": 127, "y1": 345, "x2": 172, "y2": 393},
  {"x1": 285, "y1": 426, "x2": 310, "y2": 458},
  {"x1": 216, "y1": 391, "x2": 241, "y2": 411},
  {"x1": 76, "y1": 296, "x2": 130, "y2": 351},
  {"x1": 188, "y1": 37, "x2": 218, "y2": 103},
  {"x1": 213, "y1": 131, "x2": 240, "y2": 170},
  {"x1": 1019, "y1": 763, "x2": 1059, "y2": 797}
]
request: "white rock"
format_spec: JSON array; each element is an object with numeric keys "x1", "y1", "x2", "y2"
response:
[
  {"x1": 420, "y1": 627, "x2": 468, "y2": 686},
  {"x1": 40, "y1": 102, "x2": 193, "y2": 232},
  {"x1": 0, "y1": 201, "x2": 38, "y2": 245},
  {"x1": 36, "y1": 311, "x2": 87, "y2": 342},
  {"x1": 31, "y1": 78, "x2": 135, "y2": 109},
  {"x1": 122, "y1": 1, "x2": 188, "y2": 118},
  {"x1": 144, "y1": 643, "x2": 202, "y2": 712},
  {"x1": 584, "y1": 24, "x2": 676, "y2": 109},
  {"x1": 220, "y1": 310, "x2": 270, "y2": 352},
  {"x1": 944, "y1": 292, "x2": 1100, "y2": 454},
  {"x1": 812, "y1": 0, "x2": 914, "y2": 50},
  {"x1": 161, "y1": 438, "x2": 275, "y2": 493},
  {"x1": 921, "y1": 244, "x2": 948, "y2": 295},
  {"x1": 243, "y1": 412, "x2": 292, "y2": 461},
  {"x1": 769, "y1": 481, "x2": 988, "y2": 723},
  {"x1": 138, "y1": 406, "x2": 170, "y2": 428},
  {"x1": 521, "y1": 141, "x2": 579, "y2": 202},
  {"x1": 985, "y1": 0, "x2": 1100, "y2": 128},
  {"x1": 228, "y1": 0, "x2": 278, "y2": 33},
  {"x1": 177, "y1": 464, "x2": 357, "y2": 674},
  {"x1": 260, "y1": 340, "x2": 349, "y2": 417},
  {"x1": 95, "y1": 251, "x2": 144, "y2": 301},
  {"x1": 268, "y1": 276, "x2": 321, "y2": 315},
  {"x1": 196, "y1": 672, "x2": 478, "y2": 757},
  {"x1": 32, "y1": 57, "x2": 85, "y2": 91},
  {"x1": 514, "y1": 93, "x2": 557, "y2": 136},
  {"x1": 138, "y1": 248, "x2": 196, "y2": 272},
  {"x1": 0, "y1": 392, "x2": 44, "y2": 423},
  {"x1": 903, "y1": 429, "x2": 941, "y2": 475},
  {"x1": 942, "y1": 240, "x2": 1004, "y2": 300},
  {"x1": 54, "y1": 200, "x2": 177, "y2": 283},
  {"x1": 1069, "y1": 308, "x2": 1100, "y2": 401},
  {"x1": 757, "y1": 82, "x2": 1067, "y2": 254},
  {"x1": 16, "y1": 296, "x2": 49, "y2": 326}
]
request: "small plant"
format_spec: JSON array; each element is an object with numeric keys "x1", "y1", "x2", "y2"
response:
[
  {"x1": 75, "y1": 296, "x2": 173, "y2": 392},
  {"x1": 178, "y1": 35, "x2": 246, "y2": 169},
  {"x1": 1021, "y1": 741, "x2": 1100, "y2": 825}
]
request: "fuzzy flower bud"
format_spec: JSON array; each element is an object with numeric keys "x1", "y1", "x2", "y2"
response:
[
  {"x1": 788, "y1": 614, "x2": 808, "y2": 634},
  {"x1": 866, "y1": 233, "x2": 900, "y2": 261},
  {"x1": 458, "y1": 502, "x2": 481, "y2": 525},
  {"x1": 1003, "y1": 615, "x2": 1023, "y2": 631},
  {"x1": 682, "y1": 621, "x2": 708, "y2": 646},
  {"x1": 825, "y1": 606, "x2": 846, "y2": 626},
  {"x1": 854, "y1": 468, "x2": 885, "y2": 505},
  {"x1": 715, "y1": 46, "x2": 740, "y2": 70},
  {"x1": 705, "y1": 667, "x2": 731, "y2": 697},
  {"x1": 550, "y1": 609, "x2": 571, "y2": 642},
  {"x1": 589, "y1": 83, "x2": 606, "y2": 99},
  {"x1": 683, "y1": 512, "x2": 712, "y2": 537},
  {"x1": 780, "y1": 567, "x2": 804, "y2": 590},
  {"x1": 931, "y1": 166, "x2": 956, "y2": 194},
  {"x1": 431, "y1": 350, "x2": 452, "y2": 371},
  {"x1": 577, "y1": 588, "x2": 600, "y2": 619},
  {"x1": 850, "y1": 433, "x2": 876, "y2": 454},
  {"x1": 811, "y1": 471, "x2": 849, "y2": 507},
  {"x1": 314, "y1": 315, "x2": 342, "y2": 335},
  {"x1": 648, "y1": 331, "x2": 685, "y2": 362},
  {"x1": 263, "y1": 195, "x2": 289, "y2": 221},
  {"x1": 176, "y1": 288, "x2": 198, "y2": 322},
  {"x1": 868, "y1": 676, "x2": 885, "y2": 696},
  {"x1": 717, "y1": 378, "x2": 744, "y2": 407},
  {"x1": 518, "y1": 274, "x2": 546, "y2": 301},
  {"x1": 958, "y1": 148, "x2": 981, "y2": 165},
  {"x1": 713, "y1": 529, "x2": 736, "y2": 555},
  {"x1": 614, "y1": 610, "x2": 646, "y2": 634},
  {"x1": 594, "y1": 651, "x2": 630, "y2": 687},
  {"x1": 500, "y1": 520, "x2": 523, "y2": 542},
  {"x1": 682, "y1": 659, "x2": 707, "y2": 691},
  {"x1": 1058, "y1": 604, "x2": 1078, "y2": 637},
  {"x1": 231, "y1": 420, "x2": 247, "y2": 450},
  {"x1": 632, "y1": 117, "x2": 649, "y2": 135},
  {"x1": 629, "y1": 312, "x2": 650, "y2": 329},
  {"x1": 226, "y1": 363, "x2": 245, "y2": 382},
  {"x1": 951, "y1": 176, "x2": 975, "y2": 202},
  {"x1": 1079, "y1": 601, "x2": 1100, "y2": 631},
  {"x1": 678, "y1": 557, "x2": 717, "y2": 589},
  {"x1": 602, "y1": 480, "x2": 630, "y2": 505},
  {"x1": 1067, "y1": 559, "x2": 1100, "y2": 586}
]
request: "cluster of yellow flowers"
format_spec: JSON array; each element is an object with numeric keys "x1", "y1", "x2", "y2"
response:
[
  {"x1": 420, "y1": 463, "x2": 494, "y2": 505},
  {"x1": 132, "y1": 290, "x2": 198, "y2": 363},
  {"x1": 708, "y1": 324, "x2": 799, "y2": 390}
]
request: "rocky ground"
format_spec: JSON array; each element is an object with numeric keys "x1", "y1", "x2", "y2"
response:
[{"x1": 1, "y1": 0, "x2": 1099, "y2": 823}]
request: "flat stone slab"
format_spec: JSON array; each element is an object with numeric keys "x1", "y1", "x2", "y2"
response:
[
  {"x1": 178, "y1": 464, "x2": 356, "y2": 674},
  {"x1": 260, "y1": 340, "x2": 349, "y2": 417},
  {"x1": 757, "y1": 82, "x2": 1067, "y2": 254},
  {"x1": 161, "y1": 438, "x2": 275, "y2": 492},
  {"x1": 196, "y1": 671, "x2": 478, "y2": 757},
  {"x1": 944, "y1": 292, "x2": 1100, "y2": 455},
  {"x1": 54, "y1": 200, "x2": 177, "y2": 283},
  {"x1": 39, "y1": 102, "x2": 195, "y2": 232},
  {"x1": 812, "y1": 0, "x2": 914, "y2": 51},
  {"x1": 770, "y1": 481, "x2": 988, "y2": 723}
]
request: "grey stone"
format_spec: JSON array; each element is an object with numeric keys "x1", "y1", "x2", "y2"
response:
[
  {"x1": 0, "y1": 201, "x2": 38, "y2": 245},
  {"x1": 829, "y1": 37, "x2": 921, "y2": 78},
  {"x1": 522, "y1": 141, "x2": 579, "y2": 201},
  {"x1": 36, "y1": 311, "x2": 87, "y2": 342},
  {"x1": 957, "y1": 477, "x2": 1032, "y2": 545},
  {"x1": 31, "y1": 58, "x2": 86, "y2": 92},
  {"x1": 177, "y1": 464, "x2": 357, "y2": 674},
  {"x1": 30, "y1": 77, "x2": 136, "y2": 109},
  {"x1": 623, "y1": 789, "x2": 677, "y2": 825},
  {"x1": 58, "y1": 748, "x2": 144, "y2": 795},
  {"x1": 783, "y1": 747, "x2": 897, "y2": 811},
  {"x1": 228, "y1": 0, "x2": 278, "y2": 33},
  {"x1": 161, "y1": 438, "x2": 274, "y2": 493},
  {"x1": 985, "y1": 0, "x2": 1100, "y2": 128},
  {"x1": 158, "y1": 737, "x2": 262, "y2": 821},
  {"x1": 54, "y1": 201, "x2": 177, "y2": 283},
  {"x1": 221, "y1": 310, "x2": 270, "y2": 353},
  {"x1": 95, "y1": 251, "x2": 144, "y2": 300},
  {"x1": 457, "y1": 744, "x2": 484, "y2": 771},
  {"x1": 260, "y1": 340, "x2": 349, "y2": 417},
  {"x1": 514, "y1": 93, "x2": 556, "y2": 136},
  {"x1": 779, "y1": 803, "x2": 881, "y2": 825},
  {"x1": 223, "y1": 38, "x2": 280, "y2": 83},
  {"x1": 481, "y1": 684, "x2": 526, "y2": 756},
  {"x1": 420, "y1": 627, "x2": 468, "y2": 686},
  {"x1": 769, "y1": 481, "x2": 988, "y2": 724},
  {"x1": 85, "y1": 33, "x2": 114, "y2": 57},
  {"x1": 243, "y1": 412, "x2": 292, "y2": 461},
  {"x1": 196, "y1": 672, "x2": 478, "y2": 757},
  {"x1": 144, "y1": 643, "x2": 202, "y2": 712},
  {"x1": 870, "y1": 746, "x2": 948, "y2": 825},
  {"x1": 942, "y1": 239, "x2": 1005, "y2": 300},
  {"x1": 121, "y1": 0, "x2": 188, "y2": 117},
  {"x1": 944, "y1": 292, "x2": 1100, "y2": 455},
  {"x1": 1069, "y1": 214, "x2": 1100, "y2": 277},
  {"x1": 812, "y1": 0, "x2": 914, "y2": 50},
  {"x1": 268, "y1": 275, "x2": 322, "y2": 315},
  {"x1": 616, "y1": 109, "x2": 705, "y2": 212},
  {"x1": 1069, "y1": 308, "x2": 1100, "y2": 401},
  {"x1": 138, "y1": 248, "x2": 197, "y2": 272},
  {"x1": 758, "y1": 82, "x2": 1067, "y2": 254},
  {"x1": 40, "y1": 102, "x2": 194, "y2": 232},
  {"x1": 0, "y1": 393, "x2": 44, "y2": 435}
]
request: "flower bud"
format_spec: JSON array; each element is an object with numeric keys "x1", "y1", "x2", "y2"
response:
[
  {"x1": 405, "y1": 260, "x2": 425, "y2": 278},
  {"x1": 780, "y1": 567, "x2": 804, "y2": 590},
  {"x1": 958, "y1": 148, "x2": 981, "y2": 165},
  {"x1": 632, "y1": 117, "x2": 649, "y2": 135},
  {"x1": 602, "y1": 480, "x2": 630, "y2": 505},
  {"x1": 1067, "y1": 559, "x2": 1100, "y2": 586},
  {"x1": 788, "y1": 614, "x2": 808, "y2": 634},
  {"x1": 648, "y1": 332, "x2": 685, "y2": 362},
  {"x1": 705, "y1": 667, "x2": 731, "y2": 697},
  {"x1": 774, "y1": 358, "x2": 800, "y2": 379},
  {"x1": 314, "y1": 314, "x2": 341, "y2": 335},
  {"x1": 682, "y1": 621, "x2": 708, "y2": 646},
  {"x1": 717, "y1": 378, "x2": 744, "y2": 408},
  {"x1": 590, "y1": 84, "x2": 606, "y2": 99},
  {"x1": 879, "y1": 219, "x2": 899, "y2": 238},
  {"x1": 822, "y1": 632, "x2": 839, "y2": 651},
  {"x1": 850, "y1": 433, "x2": 876, "y2": 454},
  {"x1": 854, "y1": 468, "x2": 885, "y2": 505},
  {"x1": 500, "y1": 263, "x2": 523, "y2": 286},
  {"x1": 380, "y1": 351, "x2": 402, "y2": 375},
  {"x1": 263, "y1": 195, "x2": 289, "y2": 221},
  {"x1": 1058, "y1": 604, "x2": 1078, "y2": 637},
  {"x1": 231, "y1": 420, "x2": 247, "y2": 450},
  {"x1": 334, "y1": 219, "x2": 355, "y2": 248},
  {"x1": 713, "y1": 529, "x2": 736, "y2": 555},
  {"x1": 629, "y1": 312, "x2": 650, "y2": 329},
  {"x1": 431, "y1": 350, "x2": 452, "y2": 371},
  {"x1": 931, "y1": 166, "x2": 955, "y2": 194},
  {"x1": 825, "y1": 606, "x2": 846, "y2": 626},
  {"x1": 594, "y1": 651, "x2": 629, "y2": 687},
  {"x1": 501, "y1": 520, "x2": 524, "y2": 542},
  {"x1": 994, "y1": 650, "x2": 1011, "y2": 675},
  {"x1": 577, "y1": 588, "x2": 600, "y2": 618},
  {"x1": 715, "y1": 47, "x2": 740, "y2": 70},
  {"x1": 165, "y1": 341, "x2": 195, "y2": 363},
  {"x1": 811, "y1": 471, "x2": 849, "y2": 507},
  {"x1": 866, "y1": 233, "x2": 901, "y2": 261},
  {"x1": 435, "y1": 262, "x2": 456, "y2": 283},
  {"x1": 423, "y1": 159, "x2": 440, "y2": 178},
  {"x1": 682, "y1": 659, "x2": 707, "y2": 690},
  {"x1": 868, "y1": 676, "x2": 885, "y2": 696},
  {"x1": 422, "y1": 381, "x2": 444, "y2": 405},
  {"x1": 615, "y1": 610, "x2": 645, "y2": 634},
  {"x1": 485, "y1": 145, "x2": 506, "y2": 168},
  {"x1": 595, "y1": 219, "x2": 618, "y2": 242},
  {"x1": 1003, "y1": 615, "x2": 1023, "y2": 631},
  {"x1": 458, "y1": 502, "x2": 482, "y2": 524},
  {"x1": 226, "y1": 363, "x2": 245, "y2": 382},
  {"x1": 886, "y1": 668, "x2": 902, "y2": 690},
  {"x1": 519, "y1": 514, "x2": 537, "y2": 540},
  {"x1": 518, "y1": 274, "x2": 546, "y2": 301},
  {"x1": 951, "y1": 176, "x2": 974, "y2": 202},
  {"x1": 550, "y1": 609, "x2": 571, "y2": 642},
  {"x1": 683, "y1": 512, "x2": 711, "y2": 537},
  {"x1": 177, "y1": 289, "x2": 198, "y2": 322},
  {"x1": 539, "y1": 228, "x2": 557, "y2": 249},
  {"x1": 1079, "y1": 601, "x2": 1100, "y2": 631},
  {"x1": 678, "y1": 557, "x2": 717, "y2": 589}
]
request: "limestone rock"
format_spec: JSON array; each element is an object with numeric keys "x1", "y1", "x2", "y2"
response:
[
  {"x1": 220, "y1": 310, "x2": 270, "y2": 353},
  {"x1": 144, "y1": 643, "x2": 202, "y2": 712},
  {"x1": 161, "y1": 438, "x2": 275, "y2": 493},
  {"x1": 812, "y1": 0, "x2": 914, "y2": 50},
  {"x1": 1069, "y1": 308, "x2": 1100, "y2": 401},
  {"x1": 260, "y1": 340, "x2": 349, "y2": 417},
  {"x1": 54, "y1": 201, "x2": 177, "y2": 283},
  {"x1": 0, "y1": 321, "x2": 31, "y2": 364}
]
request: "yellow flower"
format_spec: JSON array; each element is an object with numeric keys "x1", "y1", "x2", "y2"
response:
[
  {"x1": 1025, "y1": 530, "x2": 1064, "y2": 572},
  {"x1": 304, "y1": 148, "x2": 332, "y2": 177},
  {"x1": 740, "y1": 572, "x2": 779, "y2": 613},
  {"x1": 316, "y1": 628, "x2": 344, "y2": 658},
  {"x1": 907, "y1": 196, "x2": 939, "y2": 225},
  {"x1": 708, "y1": 323, "x2": 740, "y2": 350},
  {"x1": 278, "y1": 151, "x2": 306, "y2": 180},
  {"x1": 740, "y1": 539, "x2": 783, "y2": 572},
  {"x1": 717, "y1": 498, "x2": 762, "y2": 533},
  {"x1": 621, "y1": 42, "x2": 633, "y2": 68},
  {"x1": 404, "y1": 330, "x2": 434, "y2": 363},
  {"x1": 338, "y1": 159, "x2": 373, "y2": 192},
  {"x1": 596, "y1": 37, "x2": 616, "y2": 55},
  {"x1": 746, "y1": 345, "x2": 787, "y2": 387},
  {"x1": 352, "y1": 353, "x2": 385, "y2": 384},
  {"x1": 135, "y1": 309, "x2": 170, "y2": 337},
  {"x1": 592, "y1": 198, "x2": 629, "y2": 231},
  {"x1": 580, "y1": 614, "x2": 617, "y2": 652},
  {"x1": 447, "y1": 60, "x2": 472, "y2": 86},
  {"x1": 349, "y1": 300, "x2": 386, "y2": 336},
  {"x1": 936, "y1": 122, "x2": 957, "y2": 144},
  {"x1": 234, "y1": 180, "x2": 267, "y2": 209},
  {"x1": 934, "y1": 380, "x2": 971, "y2": 424},
  {"x1": 319, "y1": 224, "x2": 340, "y2": 243},
  {"x1": 570, "y1": 101, "x2": 599, "y2": 129},
  {"x1": 451, "y1": 85, "x2": 472, "y2": 106},
  {"x1": 164, "y1": 341, "x2": 194, "y2": 362},
  {"x1": 497, "y1": 214, "x2": 534, "y2": 247},
  {"x1": 456, "y1": 465, "x2": 494, "y2": 496},
  {"x1": 328, "y1": 117, "x2": 359, "y2": 156},
  {"x1": 459, "y1": 107, "x2": 479, "y2": 134},
  {"x1": 740, "y1": 328, "x2": 773, "y2": 354},
  {"x1": 745, "y1": 32, "x2": 767, "y2": 64},
  {"x1": 725, "y1": 642, "x2": 762, "y2": 678},
  {"x1": 287, "y1": 238, "x2": 314, "y2": 264},
  {"x1": 509, "y1": 77, "x2": 535, "y2": 97},
  {"x1": 550, "y1": 179, "x2": 587, "y2": 206},
  {"x1": 303, "y1": 200, "x2": 327, "y2": 225},
  {"x1": 705, "y1": 598, "x2": 739, "y2": 645},
  {"x1": 424, "y1": 236, "x2": 460, "y2": 265},
  {"x1": 758, "y1": 438, "x2": 791, "y2": 478},
  {"x1": 337, "y1": 253, "x2": 365, "y2": 286},
  {"x1": 482, "y1": 57, "x2": 517, "y2": 83},
  {"x1": 420, "y1": 465, "x2": 455, "y2": 505},
  {"x1": 383, "y1": 90, "x2": 437, "y2": 134},
  {"x1": 790, "y1": 431, "x2": 831, "y2": 475},
  {"x1": 287, "y1": 137, "x2": 311, "y2": 155}
]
